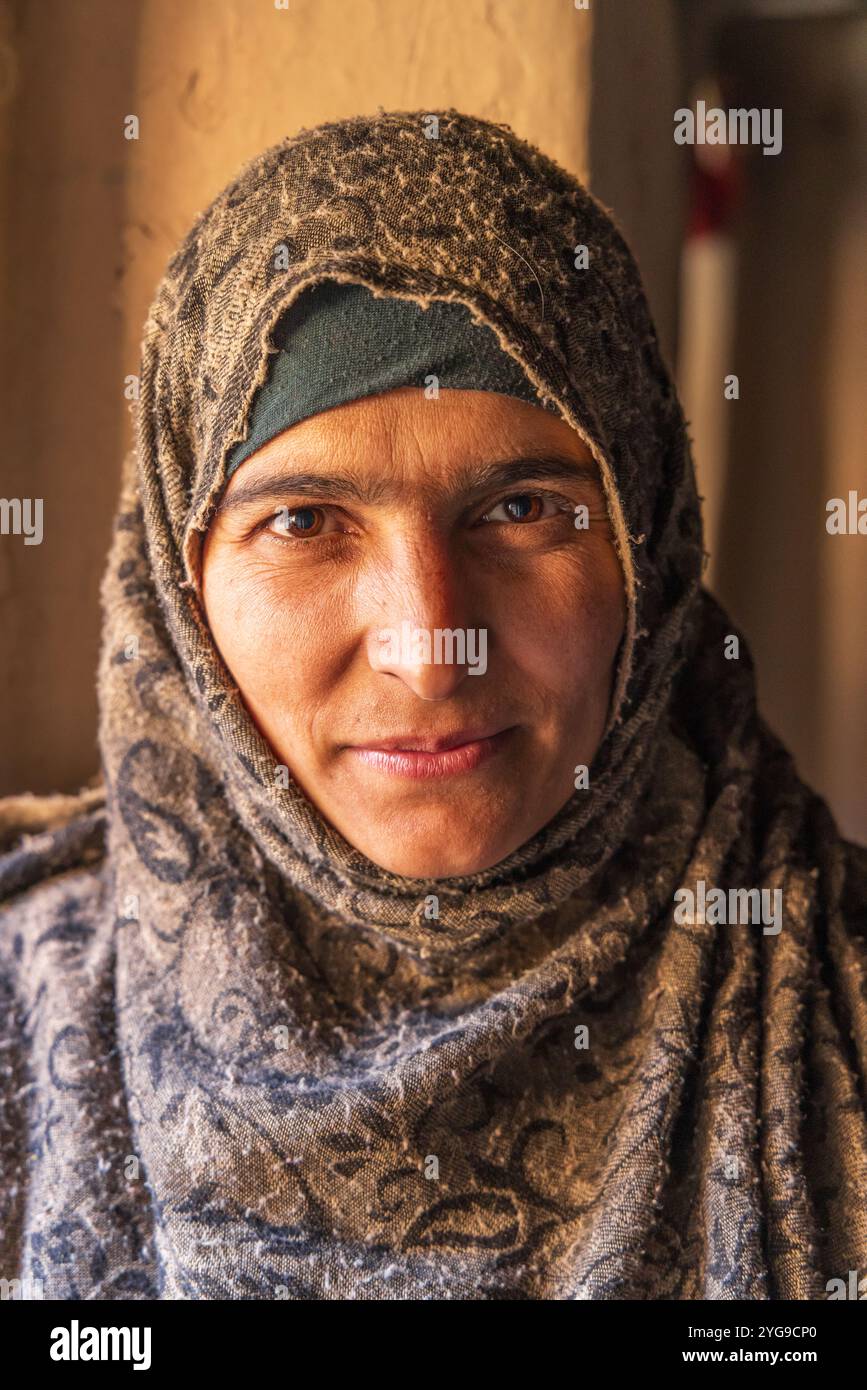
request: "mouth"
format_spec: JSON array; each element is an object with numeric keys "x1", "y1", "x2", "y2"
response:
[{"x1": 346, "y1": 726, "x2": 516, "y2": 779}]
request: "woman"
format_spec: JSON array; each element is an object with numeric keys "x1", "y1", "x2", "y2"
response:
[{"x1": 0, "y1": 108, "x2": 864, "y2": 1301}]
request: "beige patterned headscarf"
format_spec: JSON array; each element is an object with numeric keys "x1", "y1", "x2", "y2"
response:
[{"x1": 1, "y1": 109, "x2": 865, "y2": 1300}]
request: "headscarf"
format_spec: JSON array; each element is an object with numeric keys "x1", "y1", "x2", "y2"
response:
[{"x1": 1, "y1": 108, "x2": 865, "y2": 1301}]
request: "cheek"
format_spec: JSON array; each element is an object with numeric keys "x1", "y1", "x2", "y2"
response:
[
  {"x1": 201, "y1": 550, "x2": 344, "y2": 716},
  {"x1": 494, "y1": 541, "x2": 625, "y2": 698}
]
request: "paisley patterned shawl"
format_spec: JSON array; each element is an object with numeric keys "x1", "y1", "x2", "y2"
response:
[{"x1": 1, "y1": 108, "x2": 865, "y2": 1300}]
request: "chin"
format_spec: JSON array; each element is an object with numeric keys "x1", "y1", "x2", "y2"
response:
[{"x1": 358, "y1": 833, "x2": 511, "y2": 880}]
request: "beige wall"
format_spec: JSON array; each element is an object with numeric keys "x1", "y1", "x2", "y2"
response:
[
  {"x1": 589, "y1": 0, "x2": 685, "y2": 367},
  {"x1": 0, "y1": 0, "x2": 591, "y2": 796},
  {"x1": 0, "y1": 0, "x2": 142, "y2": 796}
]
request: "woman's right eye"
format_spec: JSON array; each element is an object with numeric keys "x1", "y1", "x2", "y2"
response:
[{"x1": 267, "y1": 506, "x2": 327, "y2": 539}]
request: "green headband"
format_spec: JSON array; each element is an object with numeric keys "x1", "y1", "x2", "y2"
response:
[{"x1": 226, "y1": 278, "x2": 549, "y2": 476}]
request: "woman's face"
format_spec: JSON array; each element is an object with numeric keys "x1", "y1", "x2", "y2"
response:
[{"x1": 201, "y1": 387, "x2": 625, "y2": 878}]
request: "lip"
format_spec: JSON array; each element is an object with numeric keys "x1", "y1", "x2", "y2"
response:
[
  {"x1": 356, "y1": 726, "x2": 507, "y2": 754},
  {"x1": 348, "y1": 727, "x2": 515, "y2": 779}
]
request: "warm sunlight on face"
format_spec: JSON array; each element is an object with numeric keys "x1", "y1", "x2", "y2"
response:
[{"x1": 200, "y1": 387, "x2": 626, "y2": 878}]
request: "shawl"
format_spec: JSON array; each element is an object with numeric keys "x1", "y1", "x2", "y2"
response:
[{"x1": 1, "y1": 107, "x2": 865, "y2": 1302}]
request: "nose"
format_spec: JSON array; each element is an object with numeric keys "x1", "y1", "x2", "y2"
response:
[{"x1": 365, "y1": 530, "x2": 477, "y2": 700}]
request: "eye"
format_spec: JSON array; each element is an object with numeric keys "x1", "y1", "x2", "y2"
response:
[
  {"x1": 481, "y1": 492, "x2": 561, "y2": 525},
  {"x1": 267, "y1": 505, "x2": 328, "y2": 539}
]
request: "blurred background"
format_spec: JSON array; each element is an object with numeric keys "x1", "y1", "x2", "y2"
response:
[{"x1": 0, "y1": 0, "x2": 864, "y2": 840}]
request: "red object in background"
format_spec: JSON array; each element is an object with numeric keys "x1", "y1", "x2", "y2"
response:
[{"x1": 687, "y1": 146, "x2": 744, "y2": 238}]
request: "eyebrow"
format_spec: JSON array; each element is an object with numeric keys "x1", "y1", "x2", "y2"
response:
[{"x1": 216, "y1": 450, "x2": 602, "y2": 513}]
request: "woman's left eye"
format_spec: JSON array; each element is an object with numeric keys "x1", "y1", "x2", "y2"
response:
[{"x1": 481, "y1": 493, "x2": 561, "y2": 525}]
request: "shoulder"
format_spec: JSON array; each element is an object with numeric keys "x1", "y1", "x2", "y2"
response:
[{"x1": 0, "y1": 788, "x2": 107, "y2": 984}]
